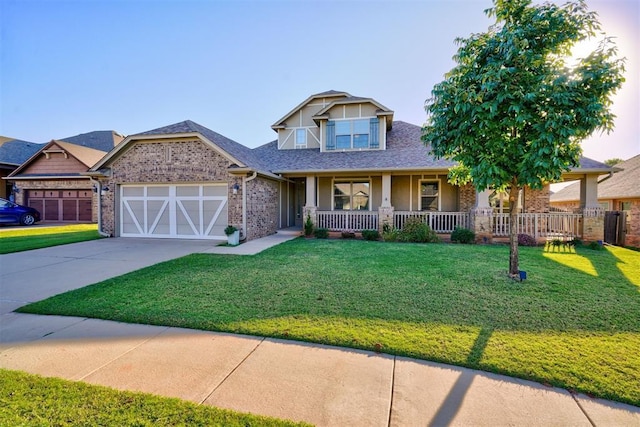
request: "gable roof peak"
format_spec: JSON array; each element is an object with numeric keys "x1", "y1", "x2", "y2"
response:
[{"x1": 310, "y1": 90, "x2": 351, "y2": 97}]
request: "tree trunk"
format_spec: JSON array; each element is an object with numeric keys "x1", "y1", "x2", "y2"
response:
[{"x1": 508, "y1": 184, "x2": 520, "y2": 277}]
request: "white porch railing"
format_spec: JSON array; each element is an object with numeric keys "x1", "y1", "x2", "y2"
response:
[
  {"x1": 317, "y1": 211, "x2": 379, "y2": 231},
  {"x1": 394, "y1": 211, "x2": 471, "y2": 233},
  {"x1": 493, "y1": 213, "x2": 582, "y2": 238}
]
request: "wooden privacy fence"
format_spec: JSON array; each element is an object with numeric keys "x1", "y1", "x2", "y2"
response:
[
  {"x1": 493, "y1": 213, "x2": 582, "y2": 239},
  {"x1": 604, "y1": 211, "x2": 626, "y2": 246}
]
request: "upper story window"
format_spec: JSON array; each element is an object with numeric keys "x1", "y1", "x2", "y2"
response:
[
  {"x1": 327, "y1": 118, "x2": 379, "y2": 151},
  {"x1": 295, "y1": 128, "x2": 307, "y2": 148}
]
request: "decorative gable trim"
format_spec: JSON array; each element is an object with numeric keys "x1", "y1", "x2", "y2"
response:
[{"x1": 271, "y1": 91, "x2": 351, "y2": 131}]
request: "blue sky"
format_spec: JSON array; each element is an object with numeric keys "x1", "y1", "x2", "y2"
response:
[{"x1": 1, "y1": 0, "x2": 638, "y2": 162}]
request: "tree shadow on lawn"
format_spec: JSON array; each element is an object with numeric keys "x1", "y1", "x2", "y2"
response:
[{"x1": 15, "y1": 241, "x2": 640, "y2": 405}]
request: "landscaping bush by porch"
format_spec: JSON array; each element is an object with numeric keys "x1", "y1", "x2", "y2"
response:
[{"x1": 19, "y1": 239, "x2": 640, "y2": 406}]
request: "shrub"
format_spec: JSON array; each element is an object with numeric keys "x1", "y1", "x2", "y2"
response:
[
  {"x1": 314, "y1": 228, "x2": 329, "y2": 239},
  {"x1": 381, "y1": 228, "x2": 399, "y2": 242},
  {"x1": 303, "y1": 214, "x2": 314, "y2": 237},
  {"x1": 450, "y1": 227, "x2": 475, "y2": 244},
  {"x1": 341, "y1": 230, "x2": 356, "y2": 239},
  {"x1": 398, "y1": 217, "x2": 439, "y2": 243},
  {"x1": 224, "y1": 225, "x2": 237, "y2": 236},
  {"x1": 587, "y1": 241, "x2": 603, "y2": 250},
  {"x1": 518, "y1": 233, "x2": 537, "y2": 246},
  {"x1": 361, "y1": 229, "x2": 380, "y2": 241}
]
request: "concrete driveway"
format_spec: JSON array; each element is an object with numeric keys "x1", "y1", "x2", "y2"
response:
[{"x1": 0, "y1": 237, "x2": 218, "y2": 315}]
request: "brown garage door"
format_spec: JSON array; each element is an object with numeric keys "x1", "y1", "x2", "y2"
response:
[{"x1": 28, "y1": 189, "x2": 93, "y2": 222}]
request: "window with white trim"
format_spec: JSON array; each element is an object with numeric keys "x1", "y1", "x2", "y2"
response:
[
  {"x1": 333, "y1": 181, "x2": 370, "y2": 211},
  {"x1": 295, "y1": 128, "x2": 307, "y2": 148},
  {"x1": 420, "y1": 180, "x2": 439, "y2": 211},
  {"x1": 327, "y1": 118, "x2": 379, "y2": 151}
]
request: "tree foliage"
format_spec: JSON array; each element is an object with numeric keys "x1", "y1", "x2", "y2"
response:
[
  {"x1": 422, "y1": 0, "x2": 625, "y2": 275},
  {"x1": 604, "y1": 158, "x2": 623, "y2": 167}
]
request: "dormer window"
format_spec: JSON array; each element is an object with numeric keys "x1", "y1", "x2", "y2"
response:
[
  {"x1": 327, "y1": 118, "x2": 379, "y2": 151},
  {"x1": 295, "y1": 128, "x2": 307, "y2": 148}
]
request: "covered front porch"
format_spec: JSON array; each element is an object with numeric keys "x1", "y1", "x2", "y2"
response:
[{"x1": 286, "y1": 171, "x2": 604, "y2": 242}]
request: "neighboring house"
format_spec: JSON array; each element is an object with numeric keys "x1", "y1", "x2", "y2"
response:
[
  {"x1": 0, "y1": 137, "x2": 41, "y2": 199},
  {"x1": 551, "y1": 154, "x2": 640, "y2": 247},
  {"x1": 8, "y1": 131, "x2": 124, "y2": 222},
  {"x1": 88, "y1": 90, "x2": 611, "y2": 242}
]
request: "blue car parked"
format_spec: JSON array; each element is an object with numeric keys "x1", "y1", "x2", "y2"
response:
[{"x1": 0, "y1": 197, "x2": 41, "y2": 226}]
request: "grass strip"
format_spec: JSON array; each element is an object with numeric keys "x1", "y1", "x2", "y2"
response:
[
  {"x1": 0, "y1": 224, "x2": 101, "y2": 254},
  {"x1": 0, "y1": 369, "x2": 308, "y2": 426}
]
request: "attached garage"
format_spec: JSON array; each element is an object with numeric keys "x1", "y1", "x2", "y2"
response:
[
  {"x1": 28, "y1": 189, "x2": 93, "y2": 222},
  {"x1": 120, "y1": 184, "x2": 228, "y2": 239}
]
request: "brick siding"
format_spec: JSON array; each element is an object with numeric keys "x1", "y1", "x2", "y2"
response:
[
  {"x1": 523, "y1": 184, "x2": 550, "y2": 213},
  {"x1": 623, "y1": 199, "x2": 640, "y2": 248},
  {"x1": 98, "y1": 138, "x2": 278, "y2": 240},
  {"x1": 458, "y1": 183, "x2": 476, "y2": 212}
]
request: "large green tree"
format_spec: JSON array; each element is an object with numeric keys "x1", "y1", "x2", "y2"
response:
[{"x1": 422, "y1": 0, "x2": 625, "y2": 276}]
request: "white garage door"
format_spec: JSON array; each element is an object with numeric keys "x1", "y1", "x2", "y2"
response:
[{"x1": 120, "y1": 184, "x2": 228, "y2": 240}]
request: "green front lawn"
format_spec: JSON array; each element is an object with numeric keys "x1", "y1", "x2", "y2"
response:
[
  {"x1": 0, "y1": 369, "x2": 306, "y2": 426},
  {"x1": 0, "y1": 224, "x2": 102, "y2": 254},
  {"x1": 19, "y1": 239, "x2": 640, "y2": 406}
]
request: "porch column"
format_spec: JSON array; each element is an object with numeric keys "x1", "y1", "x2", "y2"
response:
[
  {"x1": 471, "y1": 188, "x2": 493, "y2": 243},
  {"x1": 381, "y1": 174, "x2": 391, "y2": 207},
  {"x1": 378, "y1": 174, "x2": 394, "y2": 232},
  {"x1": 579, "y1": 174, "x2": 604, "y2": 242},
  {"x1": 580, "y1": 175, "x2": 600, "y2": 210},
  {"x1": 305, "y1": 175, "x2": 316, "y2": 208},
  {"x1": 303, "y1": 175, "x2": 317, "y2": 226}
]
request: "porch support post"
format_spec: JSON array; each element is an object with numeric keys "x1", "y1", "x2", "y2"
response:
[
  {"x1": 578, "y1": 174, "x2": 604, "y2": 242},
  {"x1": 377, "y1": 173, "x2": 394, "y2": 232},
  {"x1": 471, "y1": 188, "x2": 493, "y2": 243},
  {"x1": 381, "y1": 174, "x2": 391, "y2": 207},
  {"x1": 303, "y1": 175, "x2": 317, "y2": 226}
]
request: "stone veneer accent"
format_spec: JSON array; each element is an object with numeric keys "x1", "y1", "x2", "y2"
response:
[
  {"x1": 13, "y1": 179, "x2": 98, "y2": 222},
  {"x1": 98, "y1": 138, "x2": 278, "y2": 240}
]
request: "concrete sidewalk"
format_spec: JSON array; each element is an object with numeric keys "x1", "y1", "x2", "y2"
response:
[{"x1": 1, "y1": 233, "x2": 639, "y2": 426}]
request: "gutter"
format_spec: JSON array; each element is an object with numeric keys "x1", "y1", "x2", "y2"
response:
[
  {"x1": 241, "y1": 171, "x2": 258, "y2": 241},
  {"x1": 88, "y1": 176, "x2": 110, "y2": 238}
]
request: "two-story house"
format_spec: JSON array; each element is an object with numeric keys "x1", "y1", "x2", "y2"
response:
[{"x1": 88, "y1": 90, "x2": 610, "y2": 242}]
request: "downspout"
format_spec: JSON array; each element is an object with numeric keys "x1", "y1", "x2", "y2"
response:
[
  {"x1": 241, "y1": 171, "x2": 258, "y2": 241},
  {"x1": 89, "y1": 176, "x2": 110, "y2": 237}
]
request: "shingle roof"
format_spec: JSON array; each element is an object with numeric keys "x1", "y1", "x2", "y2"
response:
[
  {"x1": 54, "y1": 140, "x2": 108, "y2": 167},
  {"x1": 0, "y1": 138, "x2": 42, "y2": 166},
  {"x1": 59, "y1": 130, "x2": 124, "y2": 152},
  {"x1": 254, "y1": 121, "x2": 455, "y2": 173},
  {"x1": 8, "y1": 140, "x2": 108, "y2": 177},
  {"x1": 551, "y1": 155, "x2": 639, "y2": 202},
  {"x1": 551, "y1": 154, "x2": 640, "y2": 201}
]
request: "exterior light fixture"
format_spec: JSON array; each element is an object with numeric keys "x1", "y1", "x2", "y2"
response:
[{"x1": 232, "y1": 183, "x2": 240, "y2": 195}]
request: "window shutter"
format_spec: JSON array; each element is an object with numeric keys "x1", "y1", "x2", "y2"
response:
[
  {"x1": 369, "y1": 118, "x2": 379, "y2": 149},
  {"x1": 326, "y1": 121, "x2": 335, "y2": 150}
]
